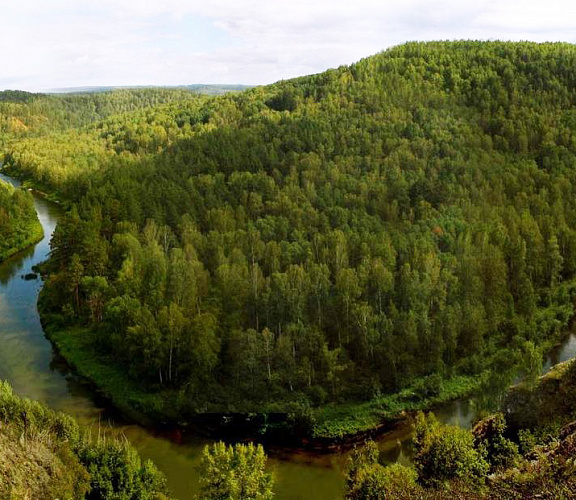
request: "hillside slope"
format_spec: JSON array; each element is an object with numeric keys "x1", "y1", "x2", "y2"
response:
[
  {"x1": 0, "y1": 381, "x2": 169, "y2": 499},
  {"x1": 4, "y1": 41, "x2": 576, "y2": 436}
]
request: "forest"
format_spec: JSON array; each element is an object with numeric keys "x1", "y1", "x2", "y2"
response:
[
  {"x1": 3, "y1": 41, "x2": 576, "y2": 436},
  {"x1": 0, "y1": 179, "x2": 42, "y2": 262}
]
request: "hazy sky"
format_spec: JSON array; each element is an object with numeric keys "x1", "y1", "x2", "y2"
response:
[{"x1": 1, "y1": 0, "x2": 575, "y2": 91}]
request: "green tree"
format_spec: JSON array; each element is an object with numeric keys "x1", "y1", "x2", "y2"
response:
[
  {"x1": 198, "y1": 442, "x2": 274, "y2": 500},
  {"x1": 80, "y1": 275, "x2": 109, "y2": 323},
  {"x1": 68, "y1": 253, "x2": 84, "y2": 313},
  {"x1": 521, "y1": 341, "x2": 543, "y2": 390},
  {"x1": 472, "y1": 413, "x2": 519, "y2": 470}
]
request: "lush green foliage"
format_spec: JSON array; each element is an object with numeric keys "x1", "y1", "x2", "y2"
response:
[
  {"x1": 471, "y1": 413, "x2": 519, "y2": 470},
  {"x1": 0, "y1": 89, "x2": 41, "y2": 103},
  {"x1": 198, "y1": 442, "x2": 274, "y2": 500},
  {"x1": 413, "y1": 412, "x2": 489, "y2": 487},
  {"x1": 345, "y1": 441, "x2": 418, "y2": 499},
  {"x1": 44, "y1": 324, "x2": 170, "y2": 423},
  {"x1": 4, "y1": 41, "x2": 576, "y2": 425},
  {"x1": 0, "y1": 179, "x2": 43, "y2": 261},
  {"x1": 0, "y1": 381, "x2": 169, "y2": 499},
  {"x1": 346, "y1": 408, "x2": 575, "y2": 498},
  {"x1": 80, "y1": 439, "x2": 169, "y2": 500}
]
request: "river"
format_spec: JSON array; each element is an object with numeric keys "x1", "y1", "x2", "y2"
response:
[{"x1": 0, "y1": 170, "x2": 574, "y2": 499}]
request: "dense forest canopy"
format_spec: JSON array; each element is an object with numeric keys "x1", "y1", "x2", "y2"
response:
[
  {"x1": 0, "y1": 87, "x2": 208, "y2": 144},
  {"x1": 4, "y1": 41, "x2": 576, "y2": 417},
  {"x1": 0, "y1": 179, "x2": 41, "y2": 261}
]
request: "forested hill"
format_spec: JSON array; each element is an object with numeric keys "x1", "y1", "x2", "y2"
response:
[
  {"x1": 48, "y1": 84, "x2": 252, "y2": 95},
  {"x1": 4, "y1": 41, "x2": 576, "y2": 431},
  {"x1": 0, "y1": 87, "x2": 206, "y2": 141}
]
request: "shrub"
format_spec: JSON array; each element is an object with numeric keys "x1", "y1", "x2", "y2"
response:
[
  {"x1": 413, "y1": 412, "x2": 489, "y2": 488},
  {"x1": 198, "y1": 442, "x2": 274, "y2": 499},
  {"x1": 345, "y1": 441, "x2": 420, "y2": 499},
  {"x1": 79, "y1": 437, "x2": 167, "y2": 500},
  {"x1": 472, "y1": 413, "x2": 519, "y2": 470}
]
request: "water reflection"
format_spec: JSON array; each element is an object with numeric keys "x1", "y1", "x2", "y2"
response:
[
  {"x1": 0, "y1": 246, "x2": 36, "y2": 285},
  {"x1": 378, "y1": 423, "x2": 414, "y2": 466},
  {"x1": 543, "y1": 331, "x2": 576, "y2": 372},
  {"x1": 433, "y1": 398, "x2": 478, "y2": 429}
]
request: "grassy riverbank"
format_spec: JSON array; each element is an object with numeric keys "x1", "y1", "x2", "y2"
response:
[
  {"x1": 1, "y1": 164, "x2": 71, "y2": 207},
  {"x1": 18, "y1": 178, "x2": 70, "y2": 207},
  {"x1": 41, "y1": 297, "x2": 576, "y2": 444},
  {"x1": 44, "y1": 318, "x2": 485, "y2": 442},
  {"x1": 45, "y1": 324, "x2": 172, "y2": 426},
  {"x1": 313, "y1": 375, "x2": 482, "y2": 439}
]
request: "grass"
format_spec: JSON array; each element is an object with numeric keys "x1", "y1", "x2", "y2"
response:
[
  {"x1": 0, "y1": 416, "x2": 86, "y2": 499},
  {"x1": 542, "y1": 357, "x2": 573, "y2": 381},
  {"x1": 47, "y1": 325, "x2": 172, "y2": 425},
  {"x1": 313, "y1": 375, "x2": 484, "y2": 439}
]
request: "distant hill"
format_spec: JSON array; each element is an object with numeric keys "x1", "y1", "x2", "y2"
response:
[
  {"x1": 0, "y1": 89, "x2": 43, "y2": 102},
  {"x1": 181, "y1": 84, "x2": 254, "y2": 94},
  {"x1": 47, "y1": 84, "x2": 252, "y2": 95}
]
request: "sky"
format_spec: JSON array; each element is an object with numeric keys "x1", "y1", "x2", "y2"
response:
[{"x1": 1, "y1": 0, "x2": 575, "y2": 91}]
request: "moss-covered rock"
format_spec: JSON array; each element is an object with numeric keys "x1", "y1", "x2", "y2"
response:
[{"x1": 504, "y1": 358, "x2": 576, "y2": 429}]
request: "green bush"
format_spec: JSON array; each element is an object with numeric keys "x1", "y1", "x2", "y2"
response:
[
  {"x1": 345, "y1": 441, "x2": 419, "y2": 499},
  {"x1": 79, "y1": 437, "x2": 167, "y2": 500},
  {"x1": 517, "y1": 428, "x2": 537, "y2": 455},
  {"x1": 286, "y1": 402, "x2": 316, "y2": 438},
  {"x1": 414, "y1": 374, "x2": 443, "y2": 399},
  {"x1": 472, "y1": 413, "x2": 519, "y2": 470},
  {"x1": 0, "y1": 380, "x2": 169, "y2": 500},
  {"x1": 198, "y1": 442, "x2": 274, "y2": 500},
  {"x1": 413, "y1": 412, "x2": 489, "y2": 488}
]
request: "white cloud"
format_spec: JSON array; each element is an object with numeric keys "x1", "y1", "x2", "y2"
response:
[{"x1": 0, "y1": 0, "x2": 575, "y2": 90}]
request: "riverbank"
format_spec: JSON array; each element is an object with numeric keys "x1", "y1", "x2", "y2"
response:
[
  {"x1": 43, "y1": 321, "x2": 172, "y2": 427},
  {"x1": 41, "y1": 296, "x2": 576, "y2": 449},
  {"x1": 0, "y1": 218, "x2": 43, "y2": 263},
  {"x1": 1, "y1": 166, "x2": 69, "y2": 207},
  {"x1": 0, "y1": 173, "x2": 44, "y2": 263},
  {"x1": 42, "y1": 309, "x2": 485, "y2": 447}
]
